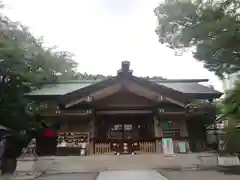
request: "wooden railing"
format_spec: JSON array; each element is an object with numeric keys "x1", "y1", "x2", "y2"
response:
[
  {"x1": 94, "y1": 140, "x2": 156, "y2": 154},
  {"x1": 94, "y1": 142, "x2": 111, "y2": 154},
  {"x1": 139, "y1": 141, "x2": 156, "y2": 153}
]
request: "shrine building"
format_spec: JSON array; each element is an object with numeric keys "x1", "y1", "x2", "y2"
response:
[{"x1": 25, "y1": 61, "x2": 222, "y2": 155}]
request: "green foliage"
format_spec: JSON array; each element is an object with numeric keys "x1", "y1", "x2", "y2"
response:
[
  {"x1": 215, "y1": 101, "x2": 225, "y2": 115},
  {"x1": 0, "y1": 3, "x2": 167, "y2": 132},
  {"x1": 223, "y1": 119, "x2": 240, "y2": 154},
  {"x1": 155, "y1": 0, "x2": 240, "y2": 78},
  {"x1": 0, "y1": 5, "x2": 78, "y2": 131},
  {"x1": 189, "y1": 99, "x2": 216, "y2": 125},
  {"x1": 221, "y1": 79, "x2": 240, "y2": 119}
]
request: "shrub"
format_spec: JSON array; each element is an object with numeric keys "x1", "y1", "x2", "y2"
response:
[{"x1": 223, "y1": 120, "x2": 240, "y2": 155}]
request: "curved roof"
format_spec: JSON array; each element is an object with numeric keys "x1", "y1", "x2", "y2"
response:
[
  {"x1": 25, "y1": 78, "x2": 222, "y2": 99},
  {"x1": 25, "y1": 61, "x2": 222, "y2": 100}
]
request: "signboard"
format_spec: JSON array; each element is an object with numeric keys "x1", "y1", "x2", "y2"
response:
[
  {"x1": 162, "y1": 138, "x2": 174, "y2": 154},
  {"x1": 178, "y1": 141, "x2": 187, "y2": 153},
  {"x1": 163, "y1": 120, "x2": 179, "y2": 129},
  {"x1": 163, "y1": 120, "x2": 180, "y2": 138}
]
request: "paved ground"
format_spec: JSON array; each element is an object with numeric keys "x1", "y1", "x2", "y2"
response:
[
  {"x1": 47, "y1": 153, "x2": 218, "y2": 173},
  {"x1": 158, "y1": 169, "x2": 240, "y2": 180},
  {"x1": 97, "y1": 170, "x2": 167, "y2": 180},
  {"x1": 9, "y1": 153, "x2": 240, "y2": 179},
  {"x1": 38, "y1": 172, "x2": 99, "y2": 180},
  {"x1": 36, "y1": 169, "x2": 240, "y2": 180}
]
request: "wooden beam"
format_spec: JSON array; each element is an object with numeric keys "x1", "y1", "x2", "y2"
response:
[
  {"x1": 65, "y1": 83, "x2": 122, "y2": 108},
  {"x1": 65, "y1": 79, "x2": 187, "y2": 108},
  {"x1": 125, "y1": 81, "x2": 163, "y2": 101},
  {"x1": 40, "y1": 110, "x2": 204, "y2": 117},
  {"x1": 41, "y1": 112, "x2": 88, "y2": 116},
  {"x1": 124, "y1": 80, "x2": 186, "y2": 107},
  {"x1": 96, "y1": 110, "x2": 152, "y2": 115}
]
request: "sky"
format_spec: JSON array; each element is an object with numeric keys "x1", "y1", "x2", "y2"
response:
[{"x1": 2, "y1": 0, "x2": 223, "y2": 91}]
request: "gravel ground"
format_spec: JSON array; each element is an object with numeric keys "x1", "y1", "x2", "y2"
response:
[
  {"x1": 37, "y1": 172, "x2": 99, "y2": 180},
  {"x1": 157, "y1": 169, "x2": 240, "y2": 180}
]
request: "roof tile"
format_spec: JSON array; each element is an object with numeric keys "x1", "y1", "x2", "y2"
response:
[{"x1": 25, "y1": 79, "x2": 222, "y2": 96}]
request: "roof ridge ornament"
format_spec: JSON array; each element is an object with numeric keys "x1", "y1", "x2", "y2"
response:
[{"x1": 117, "y1": 61, "x2": 133, "y2": 76}]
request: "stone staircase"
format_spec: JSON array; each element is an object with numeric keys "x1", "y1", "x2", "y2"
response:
[{"x1": 47, "y1": 153, "x2": 218, "y2": 174}]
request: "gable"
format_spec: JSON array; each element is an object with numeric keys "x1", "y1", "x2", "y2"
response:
[
  {"x1": 93, "y1": 90, "x2": 156, "y2": 108},
  {"x1": 64, "y1": 77, "x2": 188, "y2": 108}
]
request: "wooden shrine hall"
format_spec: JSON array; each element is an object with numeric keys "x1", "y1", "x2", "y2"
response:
[{"x1": 25, "y1": 61, "x2": 222, "y2": 155}]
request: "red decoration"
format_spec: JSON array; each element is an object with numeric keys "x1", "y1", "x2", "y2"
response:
[{"x1": 42, "y1": 128, "x2": 56, "y2": 137}]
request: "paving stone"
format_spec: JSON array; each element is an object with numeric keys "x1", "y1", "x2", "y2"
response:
[
  {"x1": 45, "y1": 153, "x2": 218, "y2": 174},
  {"x1": 97, "y1": 170, "x2": 168, "y2": 180},
  {"x1": 38, "y1": 173, "x2": 99, "y2": 180},
  {"x1": 158, "y1": 169, "x2": 240, "y2": 180}
]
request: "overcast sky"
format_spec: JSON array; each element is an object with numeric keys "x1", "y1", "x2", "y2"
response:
[{"x1": 2, "y1": 0, "x2": 222, "y2": 91}]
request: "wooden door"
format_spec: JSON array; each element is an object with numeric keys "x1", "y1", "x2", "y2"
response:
[
  {"x1": 122, "y1": 124, "x2": 134, "y2": 153},
  {"x1": 109, "y1": 123, "x2": 135, "y2": 154}
]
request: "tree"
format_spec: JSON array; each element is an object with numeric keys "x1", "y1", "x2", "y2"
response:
[
  {"x1": 223, "y1": 119, "x2": 240, "y2": 155},
  {"x1": 0, "y1": 7, "x2": 78, "y2": 131},
  {"x1": 155, "y1": 0, "x2": 240, "y2": 78},
  {"x1": 221, "y1": 79, "x2": 240, "y2": 118}
]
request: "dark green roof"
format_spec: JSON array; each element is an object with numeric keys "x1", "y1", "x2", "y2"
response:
[
  {"x1": 26, "y1": 81, "x2": 97, "y2": 96},
  {"x1": 25, "y1": 79, "x2": 222, "y2": 97},
  {"x1": 158, "y1": 82, "x2": 220, "y2": 95}
]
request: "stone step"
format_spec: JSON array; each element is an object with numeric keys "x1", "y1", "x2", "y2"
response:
[{"x1": 15, "y1": 154, "x2": 218, "y2": 175}]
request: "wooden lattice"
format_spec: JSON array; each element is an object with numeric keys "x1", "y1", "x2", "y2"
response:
[
  {"x1": 139, "y1": 141, "x2": 156, "y2": 153},
  {"x1": 94, "y1": 142, "x2": 111, "y2": 154}
]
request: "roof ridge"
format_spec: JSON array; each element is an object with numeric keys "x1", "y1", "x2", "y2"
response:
[
  {"x1": 54, "y1": 80, "x2": 102, "y2": 84},
  {"x1": 50, "y1": 78, "x2": 209, "y2": 84},
  {"x1": 151, "y1": 79, "x2": 209, "y2": 83}
]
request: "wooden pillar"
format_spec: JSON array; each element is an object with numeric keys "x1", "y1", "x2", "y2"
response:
[
  {"x1": 89, "y1": 108, "x2": 96, "y2": 155},
  {"x1": 59, "y1": 123, "x2": 69, "y2": 132},
  {"x1": 180, "y1": 119, "x2": 188, "y2": 137},
  {"x1": 180, "y1": 119, "x2": 190, "y2": 153},
  {"x1": 153, "y1": 116, "x2": 163, "y2": 153}
]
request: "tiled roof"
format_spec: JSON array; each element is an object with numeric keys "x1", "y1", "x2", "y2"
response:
[
  {"x1": 25, "y1": 79, "x2": 222, "y2": 97},
  {"x1": 26, "y1": 82, "x2": 93, "y2": 96},
  {"x1": 157, "y1": 82, "x2": 221, "y2": 95}
]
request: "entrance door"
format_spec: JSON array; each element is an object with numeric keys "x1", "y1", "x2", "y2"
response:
[
  {"x1": 122, "y1": 124, "x2": 134, "y2": 153},
  {"x1": 109, "y1": 123, "x2": 134, "y2": 154},
  {"x1": 123, "y1": 124, "x2": 133, "y2": 139}
]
